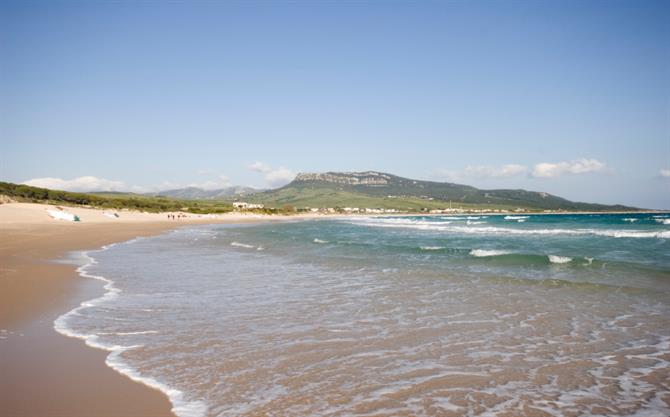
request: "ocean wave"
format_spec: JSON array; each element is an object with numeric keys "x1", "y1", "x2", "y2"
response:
[
  {"x1": 352, "y1": 217, "x2": 453, "y2": 226},
  {"x1": 655, "y1": 219, "x2": 670, "y2": 225},
  {"x1": 53, "y1": 246, "x2": 208, "y2": 417},
  {"x1": 548, "y1": 255, "x2": 572, "y2": 264},
  {"x1": 231, "y1": 242, "x2": 255, "y2": 249},
  {"x1": 470, "y1": 249, "x2": 512, "y2": 257},
  {"x1": 313, "y1": 238, "x2": 329, "y2": 244},
  {"x1": 350, "y1": 219, "x2": 670, "y2": 239},
  {"x1": 466, "y1": 220, "x2": 486, "y2": 225},
  {"x1": 623, "y1": 218, "x2": 638, "y2": 222},
  {"x1": 420, "y1": 246, "x2": 445, "y2": 251},
  {"x1": 466, "y1": 216, "x2": 481, "y2": 220},
  {"x1": 504, "y1": 215, "x2": 529, "y2": 220}
]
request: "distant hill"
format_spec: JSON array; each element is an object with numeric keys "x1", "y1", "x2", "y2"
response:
[
  {"x1": 146, "y1": 186, "x2": 261, "y2": 200},
  {"x1": 0, "y1": 181, "x2": 234, "y2": 213},
  {"x1": 248, "y1": 171, "x2": 638, "y2": 211}
]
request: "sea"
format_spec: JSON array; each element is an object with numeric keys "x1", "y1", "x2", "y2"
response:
[{"x1": 56, "y1": 213, "x2": 670, "y2": 417}]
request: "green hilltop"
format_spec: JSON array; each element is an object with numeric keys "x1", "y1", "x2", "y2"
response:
[
  {"x1": 245, "y1": 171, "x2": 638, "y2": 212},
  {"x1": 1, "y1": 171, "x2": 640, "y2": 214},
  {"x1": 0, "y1": 182, "x2": 235, "y2": 214}
]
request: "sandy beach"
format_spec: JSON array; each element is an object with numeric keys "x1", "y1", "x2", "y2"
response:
[{"x1": 0, "y1": 203, "x2": 298, "y2": 417}]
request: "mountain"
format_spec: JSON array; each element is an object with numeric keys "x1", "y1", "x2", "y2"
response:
[
  {"x1": 248, "y1": 171, "x2": 638, "y2": 211},
  {"x1": 148, "y1": 186, "x2": 261, "y2": 200}
]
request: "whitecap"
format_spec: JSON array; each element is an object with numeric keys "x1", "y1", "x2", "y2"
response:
[
  {"x1": 230, "y1": 242, "x2": 255, "y2": 249},
  {"x1": 469, "y1": 249, "x2": 511, "y2": 257},
  {"x1": 313, "y1": 238, "x2": 329, "y2": 244},
  {"x1": 420, "y1": 246, "x2": 445, "y2": 251},
  {"x1": 548, "y1": 255, "x2": 572, "y2": 264},
  {"x1": 349, "y1": 219, "x2": 670, "y2": 239}
]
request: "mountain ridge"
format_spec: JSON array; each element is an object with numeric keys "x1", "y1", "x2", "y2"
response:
[
  {"x1": 249, "y1": 171, "x2": 638, "y2": 211},
  {"x1": 146, "y1": 186, "x2": 261, "y2": 200}
]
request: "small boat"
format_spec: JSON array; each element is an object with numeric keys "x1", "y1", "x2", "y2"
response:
[{"x1": 47, "y1": 209, "x2": 80, "y2": 222}]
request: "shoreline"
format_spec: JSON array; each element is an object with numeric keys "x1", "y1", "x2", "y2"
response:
[
  {"x1": 0, "y1": 203, "x2": 304, "y2": 417},
  {"x1": 54, "y1": 242, "x2": 209, "y2": 417},
  {"x1": 1, "y1": 202, "x2": 668, "y2": 416}
]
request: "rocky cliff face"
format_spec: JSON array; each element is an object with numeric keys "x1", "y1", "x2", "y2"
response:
[{"x1": 294, "y1": 172, "x2": 392, "y2": 186}]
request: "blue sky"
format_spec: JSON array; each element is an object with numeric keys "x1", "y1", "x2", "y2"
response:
[{"x1": 2, "y1": 1, "x2": 669, "y2": 208}]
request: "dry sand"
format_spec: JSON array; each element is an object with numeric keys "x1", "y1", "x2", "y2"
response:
[{"x1": 0, "y1": 203, "x2": 312, "y2": 417}]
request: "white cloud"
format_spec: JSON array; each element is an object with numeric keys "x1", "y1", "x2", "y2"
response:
[
  {"x1": 265, "y1": 167, "x2": 295, "y2": 187},
  {"x1": 23, "y1": 176, "x2": 128, "y2": 192},
  {"x1": 531, "y1": 158, "x2": 607, "y2": 178},
  {"x1": 158, "y1": 175, "x2": 231, "y2": 191},
  {"x1": 22, "y1": 174, "x2": 232, "y2": 193},
  {"x1": 463, "y1": 164, "x2": 528, "y2": 179},
  {"x1": 248, "y1": 162, "x2": 296, "y2": 187},
  {"x1": 248, "y1": 161, "x2": 272, "y2": 173},
  {"x1": 188, "y1": 175, "x2": 231, "y2": 190},
  {"x1": 660, "y1": 169, "x2": 670, "y2": 178},
  {"x1": 435, "y1": 164, "x2": 528, "y2": 181}
]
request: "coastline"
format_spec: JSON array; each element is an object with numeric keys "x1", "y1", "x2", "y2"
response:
[{"x1": 0, "y1": 203, "x2": 309, "y2": 417}]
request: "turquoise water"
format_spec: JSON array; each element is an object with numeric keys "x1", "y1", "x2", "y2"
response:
[
  {"x1": 56, "y1": 213, "x2": 670, "y2": 416},
  {"x1": 246, "y1": 213, "x2": 670, "y2": 288}
]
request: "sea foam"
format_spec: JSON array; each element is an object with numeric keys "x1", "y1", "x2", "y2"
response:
[
  {"x1": 470, "y1": 249, "x2": 511, "y2": 257},
  {"x1": 548, "y1": 255, "x2": 572, "y2": 264},
  {"x1": 231, "y1": 242, "x2": 255, "y2": 249},
  {"x1": 53, "y1": 246, "x2": 208, "y2": 417},
  {"x1": 351, "y1": 218, "x2": 670, "y2": 239}
]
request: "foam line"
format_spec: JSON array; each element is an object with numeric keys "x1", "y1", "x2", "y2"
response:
[{"x1": 53, "y1": 246, "x2": 207, "y2": 417}]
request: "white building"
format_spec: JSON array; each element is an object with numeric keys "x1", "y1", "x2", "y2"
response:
[{"x1": 233, "y1": 202, "x2": 264, "y2": 210}]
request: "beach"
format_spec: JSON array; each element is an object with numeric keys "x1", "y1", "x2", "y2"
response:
[
  {"x1": 0, "y1": 203, "x2": 293, "y2": 417},
  {"x1": 2, "y1": 204, "x2": 669, "y2": 416}
]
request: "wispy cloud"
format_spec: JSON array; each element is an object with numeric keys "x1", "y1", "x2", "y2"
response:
[
  {"x1": 23, "y1": 176, "x2": 130, "y2": 192},
  {"x1": 248, "y1": 162, "x2": 296, "y2": 187},
  {"x1": 248, "y1": 161, "x2": 272, "y2": 173},
  {"x1": 660, "y1": 169, "x2": 670, "y2": 178},
  {"x1": 436, "y1": 158, "x2": 609, "y2": 181},
  {"x1": 464, "y1": 164, "x2": 528, "y2": 179},
  {"x1": 435, "y1": 164, "x2": 528, "y2": 181},
  {"x1": 531, "y1": 158, "x2": 607, "y2": 178},
  {"x1": 158, "y1": 175, "x2": 231, "y2": 191}
]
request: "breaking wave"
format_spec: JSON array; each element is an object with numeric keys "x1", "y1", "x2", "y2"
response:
[{"x1": 350, "y1": 218, "x2": 670, "y2": 239}]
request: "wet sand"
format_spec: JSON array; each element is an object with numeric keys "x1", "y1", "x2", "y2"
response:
[
  {"x1": 0, "y1": 222, "x2": 182, "y2": 416},
  {"x1": 0, "y1": 203, "x2": 307, "y2": 417}
]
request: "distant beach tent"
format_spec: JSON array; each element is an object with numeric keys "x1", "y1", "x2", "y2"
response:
[{"x1": 47, "y1": 209, "x2": 80, "y2": 222}]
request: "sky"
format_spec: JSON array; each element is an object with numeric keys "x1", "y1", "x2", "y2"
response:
[{"x1": 1, "y1": 1, "x2": 669, "y2": 208}]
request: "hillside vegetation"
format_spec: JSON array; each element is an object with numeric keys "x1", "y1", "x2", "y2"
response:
[
  {"x1": 246, "y1": 171, "x2": 639, "y2": 211},
  {"x1": 1, "y1": 170, "x2": 641, "y2": 214},
  {"x1": 0, "y1": 182, "x2": 234, "y2": 214}
]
